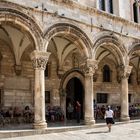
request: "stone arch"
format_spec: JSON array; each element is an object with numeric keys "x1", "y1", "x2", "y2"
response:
[
  {"x1": 60, "y1": 69, "x2": 84, "y2": 91},
  {"x1": 0, "y1": 2, "x2": 43, "y2": 51},
  {"x1": 92, "y1": 31, "x2": 127, "y2": 65},
  {"x1": 44, "y1": 23, "x2": 93, "y2": 58},
  {"x1": 128, "y1": 42, "x2": 140, "y2": 84},
  {"x1": 128, "y1": 42, "x2": 140, "y2": 57}
]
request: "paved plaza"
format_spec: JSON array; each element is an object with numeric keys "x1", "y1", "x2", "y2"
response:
[{"x1": 1, "y1": 120, "x2": 140, "y2": 140}]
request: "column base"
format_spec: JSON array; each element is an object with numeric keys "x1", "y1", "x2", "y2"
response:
[
  {"x1": 84, "y1": 117, "x2": 95, "y2": 125},
  {"x1": 33, "y1": 121, "x2": 47, "y2": 129},
  {"x1": 120, "y1": 116, "x2": 130, "y2": 122}
]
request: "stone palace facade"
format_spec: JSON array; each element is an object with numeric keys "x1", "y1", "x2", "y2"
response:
[{"x1": 0, "y1": 0, "x2": 140, "y2": 129}]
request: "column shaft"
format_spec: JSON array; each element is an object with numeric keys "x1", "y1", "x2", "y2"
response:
[
  {"x1": 121, "y1": 77, "x2": 130, "y2": 121},
  {"x1": 33, "y1": 69, "x2": 47, "y2": 128},
  {"x1": 83, "y1": 59, "x2": 98, "y2": 125},
  {"x1": 84, "y1": 74, "x2": 95, "y2": 125},
  {"x1": 30, "y1": 50, "x2": 50, "y2": 129}
]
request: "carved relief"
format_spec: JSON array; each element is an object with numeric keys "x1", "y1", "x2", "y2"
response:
[
  {"x1": 82, "y1": 59, "x2": 98, "y2": 76},
  {"x1": 32, "y1": 57, "x2": 48, "y2": 70},
  {"x1": 30, "y1": 51, "x2": 51, "y2": 70},
  {"x1": 117, "y1": 65, "x2": 132, "y2": 82}
]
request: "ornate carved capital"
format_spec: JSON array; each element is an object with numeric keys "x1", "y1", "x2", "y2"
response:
[
  {"x1": 30, "y1": 50, "x2": 51, "y2": 70},
  {"x1": 118, "y1": 65, "x2": 132, "y2": 80},
  {"x1": 83, "y1": 59, "x2": 98, "y2": 76}
]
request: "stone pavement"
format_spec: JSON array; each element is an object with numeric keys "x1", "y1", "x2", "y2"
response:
[{"x1": 0, "y1": 120, "x2": 140, "y2": 140}]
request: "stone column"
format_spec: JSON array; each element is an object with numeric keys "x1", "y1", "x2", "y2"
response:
[
  {"x1": 120, "y1": 65, "x2": 132, "y2": 121},
  {"x1": 84, "y1": 59, "x2": 98, "y2": 125},
  {"x1": 30, "y1": 50, "x2": 50, "y2": 129}
]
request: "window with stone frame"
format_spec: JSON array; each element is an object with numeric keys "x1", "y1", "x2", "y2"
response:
[
  {"x1": 133, "y1": 1, "x2": 139, "y2": 23},
  {"x1": 97, "y1": 93, "x2": 108, "y2": 103},
  {"x1": 98, "y1": 0, "x2": 113, "y2": 13},
  {"x1": 103, "y1": 65, "x2": 111, "y2": 82},
  {"x1": 99, "y1": 0, "x2": 105, "y2": 11},
  {"x1": 108, "y1": 0, "x2": 113, "y2": 14}
]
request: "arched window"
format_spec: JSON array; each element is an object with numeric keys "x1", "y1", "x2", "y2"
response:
[
  {"x1": 133, "y1": 2, "x2": 139, "y2": 23},
  {"x1": 103, "y1": 65, "x2": 111, "y2": 82}
]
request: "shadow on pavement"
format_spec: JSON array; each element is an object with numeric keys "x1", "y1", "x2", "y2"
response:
[{"x1": 86, "y1": 130, "x2": 109, "y2": 134}]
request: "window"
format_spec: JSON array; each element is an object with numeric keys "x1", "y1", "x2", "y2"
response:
[
  {"x1": 133, "y1": 2, "x2": 138, "y2": 23},
  {"x1": 97, "y1": 93, "x2": 108, "y2": 103},
  {"x1": 99, "y1": 0, "x2": 105, "y2": 11},
  {"x1": 108, "y1": 0, "x2": 113, "y2": 14},
  {"x1": 103, "y1": 65, "x2": 111, "y2": 82},
  {"x1": 98, "y1": 0, "x2": 113, "y2": 13},
  {"x1": 45, "y1": 91, "x2": 50, "y2": 104}
]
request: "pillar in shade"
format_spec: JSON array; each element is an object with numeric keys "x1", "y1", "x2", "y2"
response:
[
  {"x1": 30, "y1": 50, "x2": 50, "y2": 129},
  {"x1": 84, "y1": 59, "x2": 98, "y2": 125},
  {"x1": 119, "y1": 65, "x2": 132, "y2": 122}
]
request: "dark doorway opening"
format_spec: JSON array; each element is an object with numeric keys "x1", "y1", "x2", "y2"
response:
[{"x1": 66, "y1": 77, "x2": 84, "y2": 120}]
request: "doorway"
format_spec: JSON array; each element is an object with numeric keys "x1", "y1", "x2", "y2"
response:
[{"x1": 66, "y1": 77, "x2": 84, "y2": 120}]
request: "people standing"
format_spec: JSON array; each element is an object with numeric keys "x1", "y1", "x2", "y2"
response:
[
  {"x1": 67, "y1": 102, "x2": 74, "y2": 120},
  {"x1": 105, "y1": 105, "x2": 114, "y2": 132},
  {"x1": 75, "y1": 101, "x2": 81, "y2": 123}
]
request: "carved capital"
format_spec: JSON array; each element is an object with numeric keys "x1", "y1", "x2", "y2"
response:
[
  {"x1": 30, "y1": 50, "x2": 51, "y2": 70},
  {"x1": 83, "y1": 59, "x2": 98, "y2": 76},
  {"x1": 118, "y1": 65, "x2": 132, "y2": 80}
]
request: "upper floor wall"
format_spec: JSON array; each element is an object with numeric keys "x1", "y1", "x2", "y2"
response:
[{"x1": 5, "y1": 0, "x2": 139, "y2": 23}]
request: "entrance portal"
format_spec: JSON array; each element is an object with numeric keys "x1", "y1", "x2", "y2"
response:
[{"x1": 66, "y1": 77, "x2": 84, "y2": 120}]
